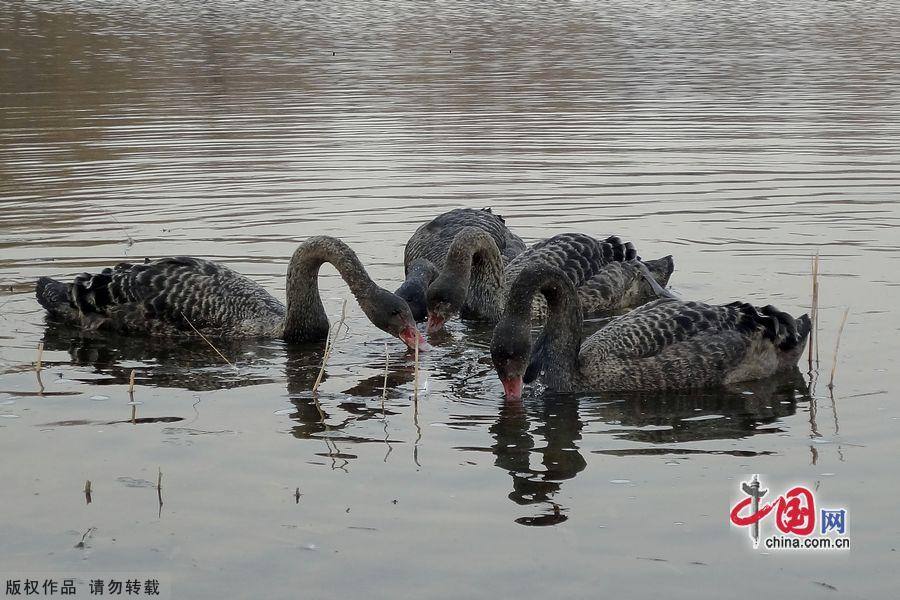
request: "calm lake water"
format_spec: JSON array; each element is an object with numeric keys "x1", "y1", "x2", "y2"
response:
[{"x1": 1, "y1": 1, "x2": 899, "y2": 598}]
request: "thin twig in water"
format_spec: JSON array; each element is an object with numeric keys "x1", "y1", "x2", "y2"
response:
[
  {"x1": 413, "y1": 333, "x2": 420, "y2": 404},
  {"x1": 157, "y1": 467, "x2": 163, "y2": 518},
  {"x1": 84, "y1": 480, "x2": 92, "y2": 505},
  {"x1": 180, "y1": 311, "x2": 236, "y2": 369},
  {"x1": 312, "y1": 299, "x2": 349, "y2": 393},
  {"x1": 35, "y1": 342, "x2": 45, "y2": 395},
  {"x1": 74, "y1": 527, "x2": 96, "y2": 549},
  {"x1": 381, "y1": 342, "x2": 389, "y2": 411},
  {"x1": 827, "y1": 307, "x2": 850, "y2": 390},
  {"x1": 808, "y1": 253, "x2": 819, "y2": 373}
]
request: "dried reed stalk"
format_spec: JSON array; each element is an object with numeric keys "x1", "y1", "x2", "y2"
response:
[
  {"x1": 128, "y1": 369, "x2": 136, "y2": 395},
  {"x1": 827, "y1": 308, "x2": 850, "y2": 390},
  {"x1": 84, "y1": 480, "x2": 92, "y2": 504},
  {"x1": 312, "y1": 299, "x2": 348, "y2": 393},
  {"x1": 180, "y1": 311, "x2": 236, "y2": 369},
  {"x1": 35, "y1": 342, "x2": 45, "y2": 394},
  {"x1": 808, "y1": 253, "x2": 820, "y2": 371},
  {"x1": 413, "y1": 332, "x2": 420, "y2": 403},
  {"x1": 381, "y1": 342, "x2": 389, "y2": 410},
  {"x1": 157, "y1": 467, "x2": 163, "y2": 490}
]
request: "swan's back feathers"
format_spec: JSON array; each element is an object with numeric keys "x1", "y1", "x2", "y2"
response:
[
  {"x1": 581, "y1": 299, "x2": 810, "y2": 366},
  {"x1": 503, "y1": 233, "x2": 637, "y2": 297},
  {"x1": 404, "y1": 207, "x2": 526, "y2": 272},
  {"x1": 574, "y1": 299, "x2": 809, "y2": 390},
  {"x1": 39, "y1": 258, "x2": 285, "y2": 337}
]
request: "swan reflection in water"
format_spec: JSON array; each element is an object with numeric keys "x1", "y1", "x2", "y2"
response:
[
  {"x1": 40, "y1": 320, "x2": 811, "y2": 526},
  {"x1": 483, "y1": 369, "x2": 809, "y2": 526}
]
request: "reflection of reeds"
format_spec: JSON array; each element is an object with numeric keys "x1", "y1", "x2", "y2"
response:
[
  {"x1": 312, "y1": 299, "x2": 348, "y2": 393},
  {"x1": 156, "y1": 467, "x2": 163, "y2": 518},
  {"x1": 413, "y1": 333, "x2": 420, "y2": 403},
  {"x1": 828, "y1": 308, "x2": 850, "y2": 390},
  {"x1": 180, "y1": 311, "x2": 235, "y2": 369},
  {"x1": 381, "y1": 342, "x2": 389, "y2": 410},
  {"x1": 808, "y1": 253, "x2": 820, "y2": 371},
  {"x1": 35, "y1": 342, "x2": 45, "y2": 394}
]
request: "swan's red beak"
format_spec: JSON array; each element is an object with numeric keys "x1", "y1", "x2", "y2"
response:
[
  {"x1": 501, "y1": 377, "x2": 524, "y2": 401},
  {"x1": 426, "y1": 312, "x2": 445, "y2": 334},
  {"x1": 400, "y1": 325, "x2": 431, "y2": 352}
]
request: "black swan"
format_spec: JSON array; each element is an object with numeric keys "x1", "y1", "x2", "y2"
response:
[
  {"x1": 396, "y1": 208, "x2": 526, "y2": 321},
  {"x1": 491, "y1": 263, "x2": 810, "y2": 400},
  {"x1": 35, "y1": 236, "x2": 429, "y2": 350},
  {"x1": 425, "y1": 230, "x2": 674, "y2": 333}
]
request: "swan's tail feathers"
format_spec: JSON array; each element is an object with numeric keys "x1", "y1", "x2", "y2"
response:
[
  {"x1": 71, "y1": 268, "x2": 117, "y2": 315},
  {"x1": 729, "y1": 302, "x2": 811, "y2": 367},
  {"x1": 600, "y1": 235, "x2": 638, "y2": 263}
]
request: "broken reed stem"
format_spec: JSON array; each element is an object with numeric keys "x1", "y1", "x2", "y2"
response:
[
  {"x1": 381, "y1": 342, "x2": 389, "y2": 410},
  {"x1": 180, "y1": 311, "x2": 236, "y2": 370},
  {"x1": 827, "y1": 307, "x2": 850, "y2": 390},
  {"x1": 312, "y1": 299, "x2": 348, "y2": 393},
  {"x1": 413, "y1": 333, "x2": 419, "y2": 403},
  {"x1": 128, "y1": 369, "x2": 136, "y2": 395},
  {"x1": 157, "y1": 467, "x2": 162, "y2": 490},
  {"x1": 808, "y1": 253, "x2": 819, "y2": 372},
  {"x1": 35, "y1": 342, "x2": 45, "y2": 395}
]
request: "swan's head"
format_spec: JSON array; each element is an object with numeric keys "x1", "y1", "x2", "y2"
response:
[
  {"x1": 363, "y1": 287, "x2": 431, "y2": 352},
  {"x1": 490, "y1": 315, "x2": 531, "y2": 401},
  {"x1": 395, "y1": 259, "x2": 439, "y2": 322},
  {"x1": 425, "y1": 275, "x2": 467, "y2": 334}
]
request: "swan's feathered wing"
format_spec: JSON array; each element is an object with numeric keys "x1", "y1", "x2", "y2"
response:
[
  {"x1": 578, "y1": 299, "x2": 810, "y2": 390},
  {"x1": 37, "y1": 257, "x2": 285, "y2": 337},
  {"x1": 575, "y1": 256, "x2": 675, "y2": 313}
]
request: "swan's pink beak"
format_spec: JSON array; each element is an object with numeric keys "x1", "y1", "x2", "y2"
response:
[
  {"x1": 501, "y1": 377, "x2": 524, "y2": 401},
  {"x1": 426, "y1": 312, "x2": 445, "y2": 334},
  {"x1": 400, "y1": 325, "x2": 431, "y2": 352}
]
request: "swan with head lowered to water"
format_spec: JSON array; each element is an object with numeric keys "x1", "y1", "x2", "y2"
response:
[
  {"x1": 490, "y1": 263, "x2": 809, "y2": 400},
  {"x1": 36, "y1": 236, "x2": 429, "y2": 350}
]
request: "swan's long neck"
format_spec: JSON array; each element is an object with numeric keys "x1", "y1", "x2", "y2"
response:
[
  {"x1": 443, "y1": 228, "x2": 504, "y2": 320},
  {"x1": 508, "y1": 267, "x2": 583, "y2": 391},
  {"x1": 283, "y1": 237, "x2": 378, "y2": 342}
]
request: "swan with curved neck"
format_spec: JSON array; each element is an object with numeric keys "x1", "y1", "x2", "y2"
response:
[
  {"x1": 396, "y1": 208, "x2": 526, "y2": 321},
  {"x1": 36, "y1": 236, "x2": 429, "y2": 350},
  {"x1": 490, "y1": 263, "x2": 810, "y2": 400},
  {"x1": 425, "y1": 229, "x2": 674, "y2": 333}
]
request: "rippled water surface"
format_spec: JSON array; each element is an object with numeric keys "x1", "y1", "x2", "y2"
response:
[{"x1": 2, "y1": 1, "x2": 899, "y2": 598}]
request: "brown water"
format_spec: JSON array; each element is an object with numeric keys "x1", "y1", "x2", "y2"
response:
[{"x1": 1, "y1": 1, "x2": 899, "y2": 598}]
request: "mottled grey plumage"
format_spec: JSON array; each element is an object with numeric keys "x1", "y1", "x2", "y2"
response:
[
  {"x1": 491, "y1": 263, "x2": 810, "y2": 396},
  {"x1": 397, "y1": 208, "x2": 526, "y2": 320},
  {"x1": 426, "y1": 230, "x2": 675, "y2": 329},
  {"x1": 35, "y1": 236, "x2": 425, "y2": 349}
]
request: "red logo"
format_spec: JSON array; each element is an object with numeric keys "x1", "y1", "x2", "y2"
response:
[{"x1": 730, "y1": 485, "x2": 816, "y2": 535}]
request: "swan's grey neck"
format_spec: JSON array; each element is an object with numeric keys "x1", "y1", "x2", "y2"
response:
[
  {"x1": 509, "y1": 268, "x2": 583, "y2": 391},
  {"x1": 283, "y1": 236, "x2": 379, "y2": 342},
  {"x1": 443, "y1": 227, "x2": 504, "y2": 320}
]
